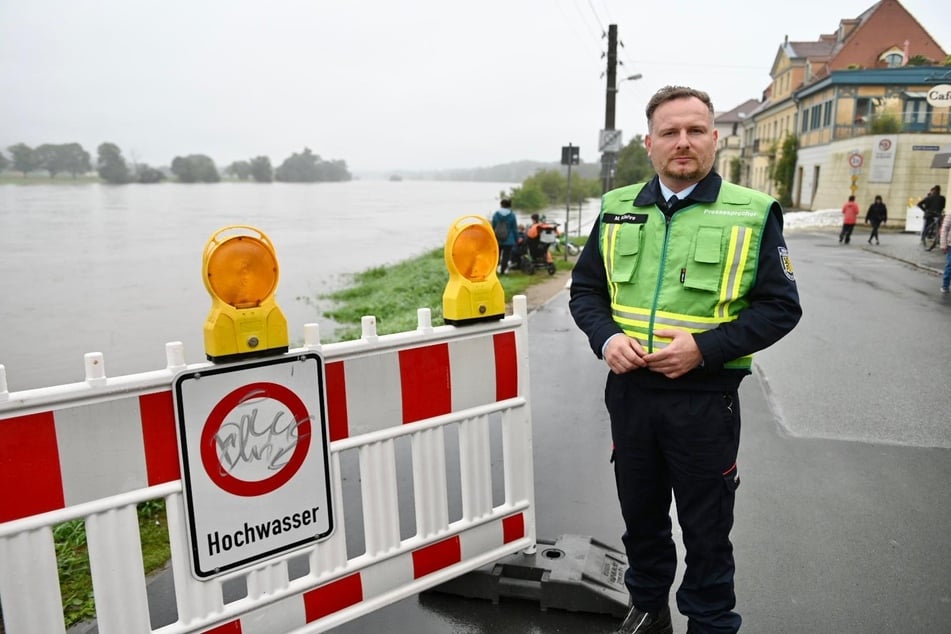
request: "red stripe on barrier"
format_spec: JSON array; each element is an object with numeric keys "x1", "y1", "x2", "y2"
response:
[
  {"x1": 303, "y1": 572, "x2": 363, "y2": 622},
  {"x1": 412, "y1": 535, "x2": 461, "y2": 579},
  {"x1": 139, "y1": 391, "x2": 180, "y2": 485},
  {"x1": 502, "y1": 512, "x2": 525, "y2": 543},
  {"x1": 0, "y1": 412, "x2": 65, "y2": 523},
  {"x1": 399, "y1": 344, "x2": 451, "y2": 423},
  {"x1": 325, "y1": 361, "x2": 349, "y2": 441},
  {"x1": 202, "y1": 620, "x2": 242, "y2": 633},
  {"x1": 493, "y1": 331, "x2": 518, "y2": 401}
]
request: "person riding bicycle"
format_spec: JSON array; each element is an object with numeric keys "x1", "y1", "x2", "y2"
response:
[{"x1": 918, "y1": 185, "x2": 946, "y2": 243}]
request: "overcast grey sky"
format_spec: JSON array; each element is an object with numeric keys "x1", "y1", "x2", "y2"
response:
[{"x1": 2, "y1": 0, "x2": 948, "y2": 174}]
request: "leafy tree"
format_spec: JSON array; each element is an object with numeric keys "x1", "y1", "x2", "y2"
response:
[
  {"x1": 275, "y1": 148, "x2": 352, "y2": 182},
  {"x1": 314, "y1": 159, "x2": 351, "y2": 182},
  {"x1": 97, "y1": 143, "x2": 131, "y2": 184},
  {"x1": 507, "y1": 169, "x2": 600, "y2": 212},
  {"x1": 226, "y1": 160, "x2": 252, "y2": 180},
  {"x1": 275, "y1": 148, "x2": 321, "y2": 182},
  {"x1": 871, "y1": 113, "x2": 901, "y2": 134},
  {"x1": 135, "y1": 165, "x2": 165, "y2": 183},
  {"x1": 62, "y1": 143, "x2": 92, "y2": 177},
  {"x1": 509, "y1": 183, "x2": 548, "y2": 211},
  {"x1": 906, "y1": 55, "x2": 933, "y2": 66},
  {"x1": 170, "y1": 154, "x2": 220, "y2": 183},
  {"x1": 0, "y1": 150, "x2": 7, "y2": 172},
  {"x1": 729, "y1": 156, "x2": 742, "y2": 184},
  {"x1": 250, "y1": 156, "x2": 273, "y2": 182},
  {"x1": 35, "y1": 143, "x2": 91, "y2": 178},
  {"x1": 769, "y1": 134, "x2": 798, "y2": 207},
  {"x1": 8, "y1": 143, "x2": 40, "y2": 177},
  {"x1": 614, "y1": 135, "x2": 653, "y2": 188}
]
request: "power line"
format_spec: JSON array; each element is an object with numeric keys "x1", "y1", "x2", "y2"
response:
[
  {"x1": 584, "y1": 0, "x2": 606, "y2": 34},
  {"x1": 555, "y1": 0, "x2": 602, "y2": 53}
]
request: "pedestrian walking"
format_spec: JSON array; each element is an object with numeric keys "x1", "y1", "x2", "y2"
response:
[
  {"x1": 840, "y1": 195, "x2": 860, "y2": 244},
  {"x1": 865, "y1": 195, "x2": 887, "y2": 245},
  {"x1": 569, "y1": 85, "x2": 802, "y2": 634},
  {"x1": 491, "y1": 199, "x2": 518, "y2": 275},
  {"x1": 940, "y1": 213, "x2": 951, "y2": 293}
]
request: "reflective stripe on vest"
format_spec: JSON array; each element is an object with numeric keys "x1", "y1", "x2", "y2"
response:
[{"x1": 599, "y1": 182, "x2": 772, "y2": 370}]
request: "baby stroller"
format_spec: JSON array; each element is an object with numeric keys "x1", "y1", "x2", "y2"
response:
[{"x1": 517, "y1": 220, "x2": 559, "y2": 275}]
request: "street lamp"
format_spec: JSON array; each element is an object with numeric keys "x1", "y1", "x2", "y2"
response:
[{"x1": 610, "y1": 74, "x2": 642, "y2": 92}]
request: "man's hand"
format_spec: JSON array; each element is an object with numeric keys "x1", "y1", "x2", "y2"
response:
[
  {"x1": 643, "y1": 329, "x2": 703, "y2": 379},
  {"x1": 603, "y1": 335, "x2": 648, "y2": 374}
]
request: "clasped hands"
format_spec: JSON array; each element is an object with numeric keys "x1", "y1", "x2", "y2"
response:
[{"x1": 603, "y1": 329, "x2": 703, "y2": 379}]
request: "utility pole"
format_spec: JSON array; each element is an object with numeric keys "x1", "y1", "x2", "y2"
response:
[{"x1": 600, "y1": 24, "x2": 619, "y2": 194}]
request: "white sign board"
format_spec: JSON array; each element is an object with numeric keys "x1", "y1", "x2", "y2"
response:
[
  {"x1": 599, "y1": 129, "x2": 623, "y2": 152},
  {"x1": 868, "y1": 135, "x2": 898, "y2": 183},
  {"x1": 174, "y1": 353, "x2": 333, "y2": 579},
  {"x1": 926, "y1": 84, "x2": 951, "y2": 108}
]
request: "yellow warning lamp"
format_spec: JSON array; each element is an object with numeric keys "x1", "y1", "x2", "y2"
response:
[
  {"x1": 442, "y1": 215, "x2": 505, "y2": 325},
  {"x1": 202, "y1": 225, "x2": 288, "y2": 363}
]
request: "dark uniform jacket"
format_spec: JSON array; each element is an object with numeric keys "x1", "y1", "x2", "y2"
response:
[{"x1": 569, "y1": 172, "x2": 802, "y2": 391}]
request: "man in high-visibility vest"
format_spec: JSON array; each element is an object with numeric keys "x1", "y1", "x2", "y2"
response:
[{"x1": 569, "y1": 85, "x2": 802, "y2": 634}]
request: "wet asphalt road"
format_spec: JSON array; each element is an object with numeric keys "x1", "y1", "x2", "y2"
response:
[{"x1": 339, "y1": 228, "x2": 951, "y2": 633}]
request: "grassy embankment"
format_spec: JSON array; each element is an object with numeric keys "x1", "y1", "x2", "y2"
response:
[
  {"x1": 0, "y1": 174, "x2": 101, "y2": 185},
  {"x1": 317, "y1": 244, "x2": 578, "y2": 341},
  {"x1": 46, "y1": 237, "x2": 582, "y2": 629}
]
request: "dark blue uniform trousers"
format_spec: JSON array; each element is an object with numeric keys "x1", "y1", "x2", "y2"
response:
[{"x1": 606, "y1": 373, "x2": 743, "y2": 634}]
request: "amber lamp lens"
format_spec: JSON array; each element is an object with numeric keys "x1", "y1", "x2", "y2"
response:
[
  {"x1": 206, "y1": 236, "x2": 278, "y2": 308},
  {"x1": 451, "y1": 225, "x2": 496, "y2": 281}
]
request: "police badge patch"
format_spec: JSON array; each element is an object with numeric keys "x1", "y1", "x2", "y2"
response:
[{"x1": 778, "y1": 246, "x2": 795, "y2": 281}]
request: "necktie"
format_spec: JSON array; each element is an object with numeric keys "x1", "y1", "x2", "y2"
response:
[{"x1": 667, "y1": 195, "x2": 678, "y2": 211}]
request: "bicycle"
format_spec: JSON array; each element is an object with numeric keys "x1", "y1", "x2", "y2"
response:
[{"x1": 921, "y1": 214, "x2": 943, "y2": 251}]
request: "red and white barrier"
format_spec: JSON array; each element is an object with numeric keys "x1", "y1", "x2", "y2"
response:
[{"x1": 0, "y1": 298, "x2": 536, "y2": 634}]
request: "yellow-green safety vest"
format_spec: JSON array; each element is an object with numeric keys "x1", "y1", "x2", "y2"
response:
[{"x1": 600, "y1": 182, "x2": 774, "y2": 370}]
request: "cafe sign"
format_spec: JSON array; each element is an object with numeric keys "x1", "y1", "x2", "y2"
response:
[{"x1": 926, "y1": 84, "x2": 951, "y2": 108}]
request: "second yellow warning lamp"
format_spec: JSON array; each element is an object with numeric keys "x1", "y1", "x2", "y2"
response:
[
  {"x1": 202, "y1": 225, "x2": 289, "y2": 363},
  {"x1": 442, "y1": 215, "x2": 505, "y2": 325}
]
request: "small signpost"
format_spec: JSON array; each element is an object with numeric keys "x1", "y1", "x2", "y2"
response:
[
  {"x1": 173, "y1": 352, "x2": 333, "y2": 579},
  {"x1": 848, "y1": 151, "x2": 863, "y2": 195},
  {"x1": 562, "y1": 144, "x2": 580, "y2": 261}
]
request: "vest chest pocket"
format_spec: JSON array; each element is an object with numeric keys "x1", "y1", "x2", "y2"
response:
[
  {"x1": 683, "y1": 226, "x2": 723, "y2": 292},
  {"x1": 609, "y1": 223, "x2": 642, "y2": 283}
]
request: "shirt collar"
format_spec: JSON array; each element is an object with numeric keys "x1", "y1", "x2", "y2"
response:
[
  {"x1": 658, "y1": 182, "x2": 698, "y2": 202},
  {"x1": 632, "y1": 172, "x2": 722, "y2": 208}
]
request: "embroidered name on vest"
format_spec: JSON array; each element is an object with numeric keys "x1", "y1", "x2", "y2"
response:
[{"x1": 604, "y1": 213, "x2": 649, "y2": 224}]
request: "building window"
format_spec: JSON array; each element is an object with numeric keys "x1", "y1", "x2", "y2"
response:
[
  {"x1": 855, "y1": 97, "x2": 872, "y2": 123},
  {"x1": 823, "y1": 101, "x2": 832, "y2": 127},
  {"x1": 810, "y1": 105, "x2": 821, "y2": 130},
  {"x1": 883, "y1": 53, "x2": 903, "y2": 68}
]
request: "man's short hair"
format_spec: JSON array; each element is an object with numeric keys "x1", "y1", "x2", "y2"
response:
[{"x1": 646, "y1": 85, "x2": 715, "y2": 131}]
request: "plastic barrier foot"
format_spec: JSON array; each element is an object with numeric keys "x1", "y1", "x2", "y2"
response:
[{"x1": 425, "y1": 534, "x2": 629, "y2": 617}]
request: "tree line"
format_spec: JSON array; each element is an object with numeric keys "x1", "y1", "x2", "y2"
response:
[{"x1": 0, "y1": 143, "x2": 352, "y2": 184}]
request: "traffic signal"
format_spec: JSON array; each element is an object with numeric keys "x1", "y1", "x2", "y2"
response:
[
  {"x1": 442, "y1": 215, "x2": 505, "y2": 325},
  {"x1": 202, "y1": 225, "x2": 288, "y2": 362}
]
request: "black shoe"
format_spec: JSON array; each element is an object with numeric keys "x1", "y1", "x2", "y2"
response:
[{"x1": 616, "y1": 604, "x2": 672, "y2": 634}]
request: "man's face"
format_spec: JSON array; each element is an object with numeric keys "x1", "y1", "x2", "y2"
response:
[{"x1": 645, "y1": 96, "x2": 718, "y2": 190}]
